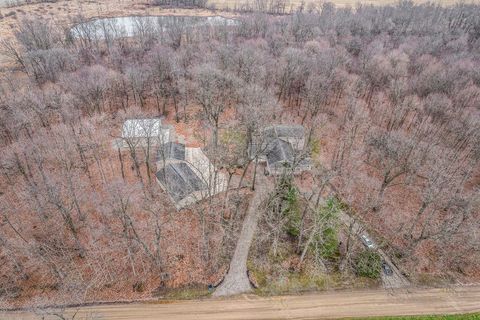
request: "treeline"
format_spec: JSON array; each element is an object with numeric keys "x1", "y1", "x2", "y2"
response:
[
  {"x1": 0, "y1": 0, "x2": 479, "y2": 306},
  {"x1": 152, "y1": 0, "x2": 208, "y2": 9},
  {"x1": 151, "y1": 0, "x2": 291, "y2": 13},
  {"x1": 228, "y1": 0, "x2": 291, "y2": 14}
]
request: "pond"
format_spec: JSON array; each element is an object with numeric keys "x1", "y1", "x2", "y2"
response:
[{"x1": 70, "y1": 15, "x2": 238, "y2": 39}]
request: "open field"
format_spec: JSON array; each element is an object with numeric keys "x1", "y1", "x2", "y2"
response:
[{"x1": 2, "y1": 286, "x2": 480, "y2": 319}]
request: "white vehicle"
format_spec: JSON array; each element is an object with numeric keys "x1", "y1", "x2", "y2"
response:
[{"x1": 361, "y1": 234, "x2": 376, "y2": 249}]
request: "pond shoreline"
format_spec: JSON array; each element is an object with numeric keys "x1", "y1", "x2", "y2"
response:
[{"x1": 70, "y1": 14, "x2": 238, "y2": 39}]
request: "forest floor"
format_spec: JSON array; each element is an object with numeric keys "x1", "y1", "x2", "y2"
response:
[{"x1": 2, "y1": 286, "x2": 480, "y2": 319}]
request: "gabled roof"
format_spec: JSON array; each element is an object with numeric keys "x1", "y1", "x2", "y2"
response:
[
  {"x1": 266, "y1": 138, "x2": 295, "y2": 166},
  {"x1": 122, "y1": 118, "x2": 163, "y2": 138},
  {"x1": 155, "y1": 162, "x2": 206, "y2": 203},
  {"x1": 264, "y1": 125, "x2": 305, "y2": 140},
  {"x1": 157, "y1": 142, "x2": 185, "y2": 161}
]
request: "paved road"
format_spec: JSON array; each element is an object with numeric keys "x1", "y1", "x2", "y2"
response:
[{"x1": 3, "y1": 286, "x2": 480, "y2": 320}]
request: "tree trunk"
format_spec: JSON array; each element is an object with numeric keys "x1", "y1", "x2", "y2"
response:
[{"x1": 252, "y1": 156, "x2": 259, "y2": 191}]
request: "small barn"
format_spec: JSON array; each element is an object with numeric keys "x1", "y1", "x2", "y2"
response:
[{"x1": 121, "y1": 118, "x2": 171, "y2": 148}]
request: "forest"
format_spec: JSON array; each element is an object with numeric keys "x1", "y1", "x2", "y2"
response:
[{"x1": 0, "y1": 0, "x2": 479, "y2": 308}]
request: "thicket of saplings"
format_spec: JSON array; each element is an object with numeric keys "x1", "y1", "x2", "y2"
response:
[{"x1": 0, "y1": 1, "x2": 479, "y2": 306}]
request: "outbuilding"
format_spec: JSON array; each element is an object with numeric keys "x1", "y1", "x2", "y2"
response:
[{"x1": 121, "y1": 118, "x2": 171, "y2": 148}]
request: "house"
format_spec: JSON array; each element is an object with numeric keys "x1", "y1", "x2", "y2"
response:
[
  {"x1": 121, "y1": 118, "x2": 171, "y2": 148},
  {"x1": 114, "y1": 117, "x2": 227, "y2": 209},
  {"x1": 155, "y1": 142, "x2": 227, "y2": 209},
  {"x1": 156, "y1": 162, "x2": 207, "y2": 208},
  {"x1": 251, "y1": 124, "x2": 311, "y2": 175},
  {"x1": 264, "y1": 125, "x2": 306, "y2": 150},
  {"x1": 157, "y1": 141, "x2": 186, "y2": 163}
]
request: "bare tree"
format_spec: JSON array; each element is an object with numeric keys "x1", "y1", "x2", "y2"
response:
[{"x1": 193, "y1": 64, "x2": 238, "y2": 148}]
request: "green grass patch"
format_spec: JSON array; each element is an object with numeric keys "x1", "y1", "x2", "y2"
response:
[
  {"x1": 283, "y1": 180, "x2": 301, "y2": 237},
  {"x1": 345, "y1": 313, "x2": 480, "y2": 320},
  {"x1": 219, "y1": 127, "x2": 247, "y2": 156},
  {"x1": 318, "y1": 226, "x2": 340, "y2": 259},
  {"x1": 312, "y1": 197, "x2": 341, "y2": 260},
  {"x1": 309, "y1": 137, "x2": 321, "y2": 160},
  {"x1": 355, "y1": 250, "x2": 382, "y2": 279},
  {"x1": 247, "y1": 260, "x2": 268, "y2": 287},
  {"x1": 162, "y1": 287, "x2": 211, "y2": 300},
  {"x1": 415, "y1": 273, "x2": 455, "y2": 287},
  {"x1": 252, "y1": 271, "x2": 343, "y2": 296},
  {"x1": 220, "y1": 127, "x2": 246, "y2": 145}
]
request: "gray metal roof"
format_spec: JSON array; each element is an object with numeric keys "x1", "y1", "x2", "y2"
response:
[
  {"x1": 156, "y1": 162, "x2": 206, "y2": 202},
  {"x1": 264, "y1": 125, "x2": 305, "y2": 140},
  {"x1": 266, "y1": 138, "x2": 295, "y2": 166},
  {"x1": 157, "y1": 142, "x2": 185, "y2": 161}
]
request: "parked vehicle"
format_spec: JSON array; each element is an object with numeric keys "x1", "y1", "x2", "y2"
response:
[
  {"x1": 360, "y1": 234, "x2": 376, "y2": 249},
  {"x1": 382, "y1": 261, "x2": 393, "y2": 276}
]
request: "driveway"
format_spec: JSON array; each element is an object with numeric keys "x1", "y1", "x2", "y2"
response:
[
  {"x1": 213, "y1": 174, "x2": 270, "y2": 296},
  {"x1": 337, "y1": 210, "x2": 410, "y2": 288}
]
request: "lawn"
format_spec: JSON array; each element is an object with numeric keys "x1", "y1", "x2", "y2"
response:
[{"x1": 349, "y1": 313, "x2": 480, "y2": 320}]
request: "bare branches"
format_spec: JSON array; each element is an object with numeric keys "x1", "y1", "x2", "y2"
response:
[{"x1": 0, "y1": 2, "x2": 480, "y2": 307}]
